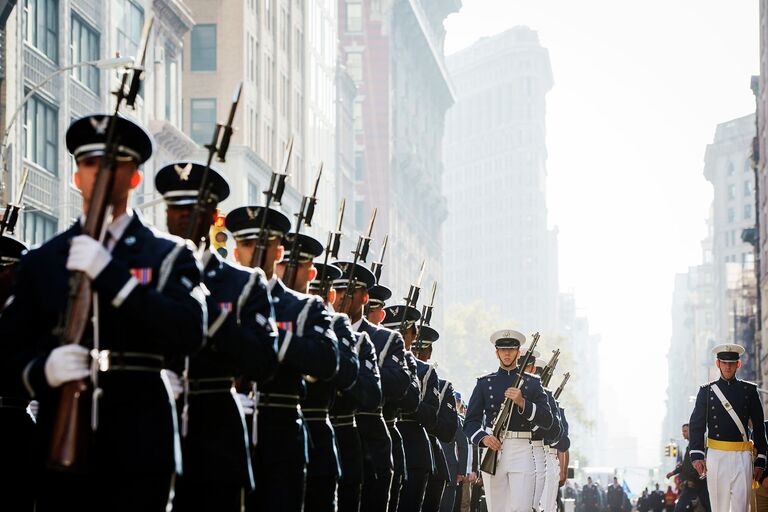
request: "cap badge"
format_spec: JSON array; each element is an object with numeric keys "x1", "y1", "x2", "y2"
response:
[
  {"x1": 246, "y1": 207, "x2": 258, "y2": 220},
  {"x1": 174, "y1": 163, "x2": 193, "y2": 181},
  {"x1": 89, "y1": 116, "x2": 109, "y2": 135},
  {"x1": 391, "y1": 306, "x2": 400, "y2": 318}
]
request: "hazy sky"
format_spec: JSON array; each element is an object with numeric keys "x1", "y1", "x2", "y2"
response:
[{"x1": 444, "y1": 0, "x2": 759, "y2": 467}]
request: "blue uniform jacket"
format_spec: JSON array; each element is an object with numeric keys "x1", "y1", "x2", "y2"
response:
[
  {"x1": 551, "y1": 406, "x2": 571, "y2": 452},
  {"x1": 429, "y1": 378, "x2": 458, "y2": 480},
  {"x1": 689, "y1": 376, "x2": 767, "y2": 467},
  {"x1": 400, "y1": 357, "x2": 439, "y2": 472},
  {"x1": 180, "y1": 251, "x2": 278, "y2": 488},
  {"x1": 463, "y1": 367, "x2": 553, "y2": 446},
  {"x1": 0, "y1": 215, "x2": 206, "y2": 473},
  {"x1": 533, "y1": 388, "x2": 561, "y2": 444},
  {"x1": 358, "y1": 318, "x2": 411, "y2": 405}
]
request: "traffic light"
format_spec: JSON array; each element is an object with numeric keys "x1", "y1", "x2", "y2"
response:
[
  {"x1": 211, "y1": 209, "x2": 228, "y2": 258},
  {"x1": 672, "y1": 446, "x2": 678, "y2": 457},
  {"x1": 664, "y1": 445, "x2": 671, "y2": 457}
]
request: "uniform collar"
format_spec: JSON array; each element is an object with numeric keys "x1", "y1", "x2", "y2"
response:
[
  {"x1": 497, "y1": 366, "x2": 516, "y2": 376},
  {"x1": 78, "y1": 208, "x2": 134, "y2": 244},
  {"x1": 718, "y1": 375, "x2": 737, "y2": 385},
  {"x1": 352, "y1": 317, "x2": 363, "y2": 332},
  {"x1": 268, "y1": 275, "x2": 279, "y2": 292}
]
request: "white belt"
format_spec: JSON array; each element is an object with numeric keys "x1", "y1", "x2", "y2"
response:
[
  {"x1": 531, "y1": 440, "x2": 545, "y2": 447},
  {"x1": 503, "y1": 431, "x2": 532, "y2": 440},
  {"x1": 548, "y1": 447, "x2": 558, "y2": 455}
]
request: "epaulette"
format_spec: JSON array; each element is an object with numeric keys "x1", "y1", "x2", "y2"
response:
[
  {"x1": 702, "y1": 379, "x2": 718, "y2": 388},
  {"x1": 476, "y1": 371, "x2": 495, "y2": 380},
  {"x1": 742, "y1": 379, "x2": 758, "y2": 388}
]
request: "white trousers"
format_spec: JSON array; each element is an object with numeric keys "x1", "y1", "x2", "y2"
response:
[
  {"x1": 532, "y1": 444, "x2": 547, "y2": 510},
  {"x1": 706, "y1": 448, "x2": 752, "y2": 512},
  {"x1": 481, "y1": 438, "x2": 535, "y2": 512},
  {"x1": 541, "y1": 448, "x2": 560, "y2": 512}
]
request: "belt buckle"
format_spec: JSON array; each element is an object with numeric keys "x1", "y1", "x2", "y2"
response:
[{"x1": 93, "y1": 349, "x2": 111, "y2": 372}]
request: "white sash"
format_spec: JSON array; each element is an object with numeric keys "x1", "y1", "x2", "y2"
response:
[{"x1": 711, "y1": 383, "x2": 748, "y2": 442}]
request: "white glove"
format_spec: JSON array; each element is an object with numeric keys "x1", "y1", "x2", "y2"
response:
[
  {"x1": 66, "y1": 235, "x2": 112, "y2": 279},
  {"x1": 44, "y1": 345, "x2": 91, "y2": 388},
  {"x1": 237, "y1": 393, "x2": 255, "y2": 415},
  {"x1": 26, "y1": 400, "x2": 39, "y2": 423},
  {"x1": 162, "y1": 369, "x2": 183, "y2": 400}
]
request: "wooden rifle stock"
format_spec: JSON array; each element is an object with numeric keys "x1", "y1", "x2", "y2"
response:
[{"x1": 479, "y1": 332, "x2": 540, "y2": 475}]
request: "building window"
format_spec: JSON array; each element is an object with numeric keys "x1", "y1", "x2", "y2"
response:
[
  {"x1": 248, "y1": 34, "x2": 255, "y2": 83},
  {"x1": 23, "y1": 0, "x2": 58, "y2": 62},
  {"x1": 728, "y1": 208, "x2": 735, "y2": 223},
  {"x1": 746, "y1": 159, "x2": 752, "y2": 173},
  {"x1": 745, "y1": 204, "x2": 753, "y2": 219},
  {"x1": 281, "y1": 73, "x2": 289, "y2": 117},
  {"x1": 265, "y1": 55, "x2": 273, "y2": 103},
  {"x1": 728, "y1": 184, "x2": 736, "y2": 200},
  {"x1": 354, "y1": 152, "x2": 364, "y2": 181},
  {"x1": 191, "y1": 24, "x2": 217, "y2": 71},
  {"x1": 355, "y1": 199, "x2": 365, "y2": 230},
  {"x1": 265, "y1": 0, "x2": 272, "y2": 32},
  {"x1": 346, "y1": 52, "x2": 362, "y2": 81},
  {"x1": 115, "y1": 0, "x2": 144, "y2": 60},
  {"x1": 71, "y1": 15, "x2": 100, "y2": 93},
  {"x1": 745, "y1": 180, "x2": 753, "y2": 196},
  {"x1": 353, "y1": 100, "x2": 363, "y2": 132},
  {"x1": 23, "y1": 95, "x2": 58, "y2": 174},
  {"x1": 190, "y1": 98, "x2": 216, "y2": 145},
  {"x1": 280, "y1": 8, "x2": 288, "y2": 50},
  {"x1": 346, "y1": 3, "x2": 362, "y2": 32},
  {"x1": 164, "y1": 46, "x2": 176, "y2": 122},
  {"x1": 727, "y1": 162, "x2": 734, "y2": 176},
  {"x1": 23, "y1": 211, "x2": 57, "y2": 247},
  {"x1": 295, "y1": 28, "x2": 304, "y2": 69}
]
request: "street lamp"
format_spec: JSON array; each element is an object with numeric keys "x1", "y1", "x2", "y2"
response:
[{"x1": 0, "y1": 56, "x2": 134, "y2": 203}]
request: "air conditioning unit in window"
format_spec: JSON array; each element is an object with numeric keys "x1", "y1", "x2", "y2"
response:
[{"x1": 154, "y1": 47, "x2": 165, "y2": 64}]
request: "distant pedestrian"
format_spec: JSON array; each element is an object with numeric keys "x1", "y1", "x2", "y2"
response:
[{"x1": 664, "y1": 485, "x2": 677, "y2": 512}]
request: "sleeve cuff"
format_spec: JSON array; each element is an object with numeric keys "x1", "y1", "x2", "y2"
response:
[
  {"x1": 690, "y1": 450, "x2": 705, "y2": 460},
  {"x1": 470, "y1": 428, "x2": 486, "y2": 445},
  {"x1": 521, "y1": 400, "x2": 535, "y2": 420},
  {"x1": 757, "y1": 454, "x2": 767, "y2": 468}
]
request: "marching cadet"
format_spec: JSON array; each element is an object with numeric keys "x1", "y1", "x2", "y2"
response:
[
  {"x1": 312, "y1": 262, "x2": 382, "y2": 512},
  {"x1": 530, "y1": 358, "x2": 562, "y2": 512},
  {"x1": 279, "y1": 235, "x2": 360, "y2": 512},
  {"x1": 381, "y1": 304, "x2": 422, "y2": 512},
  {"x1": 0, "y1": 114, "x2": 207, "y2": 511},
  {"x1": 366, "y1": 283, "x2": 391, "y2": 325},
  {"x1": 153, "y1": 162, "x2": 279, "y2": 511},
  {"x1": 413, "y1": 325, "x2": 459, "y2": 512},
  {"x1": 382, "y1": 304, "x2": 437, "y2": 512},
  {"x1": 333, "y1": 260, "x2": 413, "y2": 512},
  {"x1": 689, "y1": 343, "x2": 767, "y2": 512},
  {"x1": 0, "y1": 234, "x2": 34, "y2": 511},
  {"x1": 463, "y1": 330, "x2": 553, "y2": 512},
  {"x1": 311, "y1": 262, "x2": 381, "y2": 511},
  {"x1": 520, "y1": 349, "x2": 546, "y2": 511},
  {"x1": 226, "y1": 206, "x2": 340, "y2": 512}
]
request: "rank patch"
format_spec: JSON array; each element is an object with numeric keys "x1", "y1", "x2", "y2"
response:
[{"x1": 130, "y1": 267, "x2": 153, "y2": 284}]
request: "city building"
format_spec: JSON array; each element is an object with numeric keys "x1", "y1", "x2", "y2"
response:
[
  {"x1": 338, "y1": 0, "x2": 460, "y2": 307},
  {"x1": 703, "y1": 113, "x2": 758, "y2": 381},
  {"x1": 661, "y1": 235, "x2": 716, "y2": 461},
  {"x1": 1, "y1": 0, "x2": 195, "y2": 244},
  {"x1": 756, "y1": 0, "x2": 768, "y2": 395},
  {"x1": 442, "y1": 27, "x2": 559, "y2": 332}
]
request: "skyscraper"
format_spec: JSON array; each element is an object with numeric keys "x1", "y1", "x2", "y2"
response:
[
  {"x1": 443, "y1": 26, "x2": 558, "y2": 332},
  {"x1": 703, "y1": 114, "x2": 758, "y2": 380}
]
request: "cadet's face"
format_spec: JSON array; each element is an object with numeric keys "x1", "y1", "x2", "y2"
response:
[
  {"x1": 366, "y1": 306, "x2": 385, "y2": 325},
  {"x1": 333, "y1": 287, "x2": 368, "y2": 320},
  {"x1": 716, "y1": 359, "x2": 740, "y2": 380},
  {"x1": 415, "y1": 345, "x2": 432, "y2": 362},
  {"x1": 497, "y1": 347, "x2": 519, "y2": 368},
  {"x1": 165, "y1": 204, "x2": 216, "y2": 241},
  {"x1": 403, "y1": 324, "x2": 417, "y2": 348},
  {"x1": 235, "y1": 238, "x2": 282, "y2": 278},
  {"x1": 682, "y1": 425, "x2": 689, "y2": 439},
  {"x1": 75, "y1": 157, "x2": 141, "y2": 215},
  {"x1": 276, "y1": 261, "x2": 317, "y2": 293}
]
